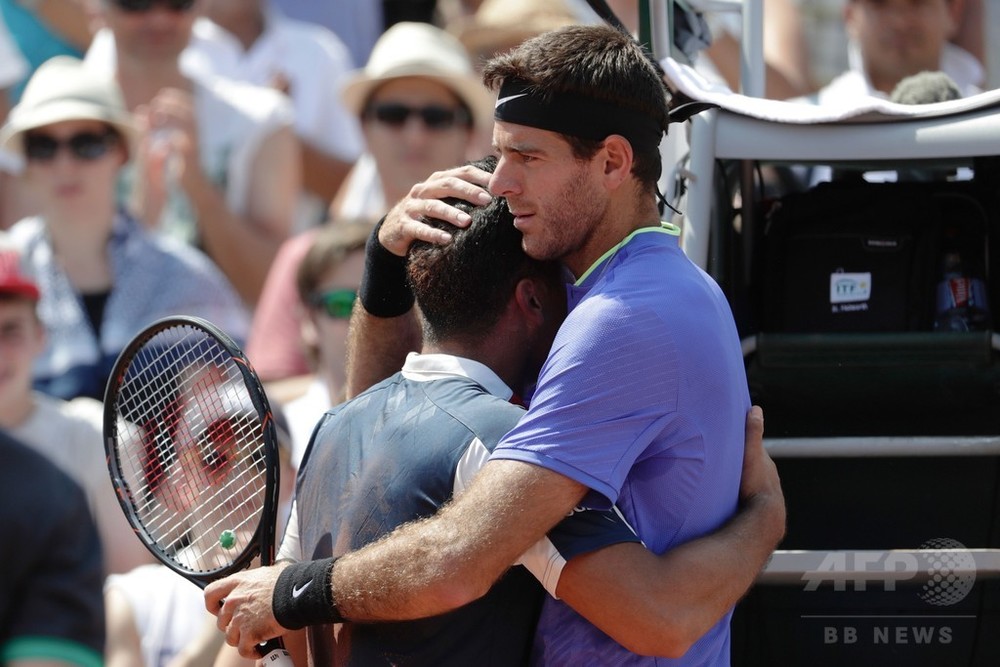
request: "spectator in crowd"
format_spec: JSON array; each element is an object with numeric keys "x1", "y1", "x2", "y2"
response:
[
  {"x1": 104, "y1": 562, "x2": 210, "y2": 667},
  {"x1": 699, "y1": 0, "x2": 814, "y2": 98},
  {"x1": 817, "y1": 0, "x2": 981, "y2": 101},
  {"x1": 953, "y1": 0, "x2": 984, "y2": 72},
  {"x1": 0, "y1": 428, "x2": 105, "y2": 667},
  {"x1": 193, "y1": 0, "x2": 365, "y2": 229},
  {"x1": 328, "y1": 21, "x2": 493, "y2": 222},
  {"x1": 0, "y1": 236, "x2": 152, "y2": 575},
  {"x1": 569, "y1": 0, "x2": 814, "y2": 99},
  {"x1": 271, "y1": 0, "x2": 382, "y2": 68},
  {"x1": 0, "y1": 14, "x2": 25, "y2": 122},
  {"x1": 87, "y1": 0, "x2": 301, "y2": 306},
  {"x1": 282, "y1": 221, "x2": 371, "y2": 466},
  {"x1": 0, "y1": 14, "x2": 28, "y2": 230},
  {"x1": 0, "y1": 0, "x2": 93, "y2": 102},
  {"x1": 247, "y1": 220, "x2": 374, "y2": 394},
  {"x1": 796, "y1": 0, "x2": 985, "y2": 92},
  {"x1": 447, "y1": 0, "x2": 579, "y2": 71},
  {"x1": 0, "y1": 56, "x2": 248, "y2": 400},
  {"x1": 246, "y1": 20, "x2": 491, "y2": 383}
]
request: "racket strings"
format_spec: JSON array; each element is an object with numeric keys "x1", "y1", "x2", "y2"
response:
[{"x1": 111, "y1": 325, "x2": 268, "y2": 574}]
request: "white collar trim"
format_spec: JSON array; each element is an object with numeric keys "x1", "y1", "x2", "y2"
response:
[{"x1": 401, "y1": 352, "x2": 513, "y2": 401}]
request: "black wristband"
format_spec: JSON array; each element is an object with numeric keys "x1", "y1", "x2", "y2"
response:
[
  {"x1": 272, "y1": 557, "x2": 345, "y2": 629},
  {"x1": 358, "y1": 217, "x2": 415, "y2": 318}
]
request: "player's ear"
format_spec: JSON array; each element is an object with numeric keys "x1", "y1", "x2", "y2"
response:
[
  {"x1": 512, "y1": 277, "x2": 545, "y2": 326},
  {"x1": 600, "y1": 135, "x2": 633, "y2": 190}
]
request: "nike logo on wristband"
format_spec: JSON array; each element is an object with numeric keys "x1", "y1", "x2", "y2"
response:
[{"x1": 292, "y1": 580, "x2": 313, "y2": 598}]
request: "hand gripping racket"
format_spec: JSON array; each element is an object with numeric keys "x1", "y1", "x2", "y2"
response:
[{"x1": 104, "y1": 316, "x2": 292, "y2": 665}]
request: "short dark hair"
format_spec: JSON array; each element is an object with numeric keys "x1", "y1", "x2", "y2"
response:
[
  {"x1": 482, "y1": 24, "x2": 669, "y2": 189},
  {"x1": 407, "y1": 155, "x2": 561, "y2": 343}
]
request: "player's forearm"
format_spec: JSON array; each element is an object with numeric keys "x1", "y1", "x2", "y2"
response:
[
  {"x1": 652, "y1": 491, "x2": 785, "y2": 648},
  {"x1": 300, "y1": 141, "x2": 352, "y2": 203},
  {"x1": 266, "y1": 463, "x2": 585, "y2": 627},
  {"x1": 557, "y1": 491, "x2": 785, "y2": 657},
  {"x1": 184, "y1": 175, "x2": 286, "y2": 306},
  {"x1": 327, "y1": 460, "x2": 585, "y2": 621},
  {"x1": 329, "y1": 514, "x2": 492, "y2": 620},
  {"x1": 344, "y1": 221, "x2": 421, "y2": 398}
]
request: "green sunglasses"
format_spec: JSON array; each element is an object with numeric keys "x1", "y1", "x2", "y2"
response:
[{"x1": 307, "y1": 289, "x2": 357, "y2": 319}]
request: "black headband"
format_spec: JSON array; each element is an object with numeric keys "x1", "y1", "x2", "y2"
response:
[{"x1": 493, "y1": 79, "x2": 664, "y2": 150}]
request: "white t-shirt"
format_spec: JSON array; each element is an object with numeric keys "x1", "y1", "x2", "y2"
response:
[
  {"x1": 332, "y1": 152, "x2": 386, "y2": 221},
  {"x1": 85, "y1": 29, "x2": 295, "y2": 243},
  {"x1": 185, "y1": 11, "x2": 364, "y2": 228},
  {"x1": 187, "y1": 13, "x2": 363, "y2": 161},
  {"x1": 88, "y1": 15, "x2": 363, "y2": 229},
  {"x1": 104, "y1": 564, "x2": 207, "y2": 667},
  {"x1": 84, "y1": 19, "x2": 232, "y2": 84},
  {"x1": 284, "y1": 378, "x2": 331, "y2": 470},
  {"x1": 818, "y1": 41, "x2": 984, "y2": 104},
  {"x1": 10, "y1": 393, "x2": 107, "y2": 516}
]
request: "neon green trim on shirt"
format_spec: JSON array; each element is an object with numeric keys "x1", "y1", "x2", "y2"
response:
[
  {"x1": 1, "y1": 637, "x2": 103, "y2": 667},
  {"x1": 574, "y1": 222, "x2": 680, "y2": 286}
]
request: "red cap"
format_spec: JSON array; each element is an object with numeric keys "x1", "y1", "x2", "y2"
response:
[{"x1": 0, "y1": 249, "x2": 39, "y2": 301}]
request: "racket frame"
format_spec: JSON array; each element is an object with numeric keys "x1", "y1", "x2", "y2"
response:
[{"x1": 103, "y1": 315, "x2": 282, "y2": 588}]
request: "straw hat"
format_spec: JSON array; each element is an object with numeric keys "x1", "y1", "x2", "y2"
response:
[
  {"x1": 340, "y1": 22, "x2": 494, "y2": 129},
  {"x1": 450, "y1": 0, "x2": 580, "y2": 61},
  {"x1": 0, "y1": 56, "x2": 138, "y2": 157}
]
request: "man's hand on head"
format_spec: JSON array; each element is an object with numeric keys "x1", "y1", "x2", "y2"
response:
[
  {"x1": 379, "y1": 164, "x2": 493, "y2": 257},
  {"x1": 205, "y1": 562, "x2": 290, "y2": 659}
]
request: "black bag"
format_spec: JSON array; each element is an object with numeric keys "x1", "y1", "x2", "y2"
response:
[
  {"x1": 746, "y1": 178, "x2": 999, "y2": 436},
  {"x1": 757, "y1": 179, "x2": 994, "y2": 334}
]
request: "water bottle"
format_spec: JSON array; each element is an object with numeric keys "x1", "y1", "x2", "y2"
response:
[{"x1": 933, "y1": 251, "x2": 991, "y2": 331}]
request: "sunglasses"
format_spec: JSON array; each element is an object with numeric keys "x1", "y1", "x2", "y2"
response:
[
  {"x1": 307, "y1": 289, "x2": 357, "y2": 319},
  {"x1": 110, "y1": 0, "x2": 196, "y2": 12},
  {"x1": 365, "y1": 103, "x2": 471, "y2": 131},
  {"x1": 24, "y1": 130, "x2": 118, "y2": 163}
]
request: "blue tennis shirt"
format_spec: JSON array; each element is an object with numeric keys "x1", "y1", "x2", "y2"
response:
[{"x1": 492, "y1": 225, "x2": 751, "y2": 666}]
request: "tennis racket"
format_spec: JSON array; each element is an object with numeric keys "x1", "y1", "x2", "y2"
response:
[{"x1": 104, "y1": 316, "x2": 292, "y2": 666}]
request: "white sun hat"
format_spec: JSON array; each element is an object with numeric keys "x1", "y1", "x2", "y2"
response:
[
  {"x1": 340, "y1": 21, "x2": 494, "y2": 129},
  {"x1": 0, "y1": 56, "x2": 138, "y2": 157}
]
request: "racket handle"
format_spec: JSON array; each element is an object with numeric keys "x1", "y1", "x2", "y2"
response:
[{"x1": 257, "y1": 642, "x2": 293, "y2": 666}]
